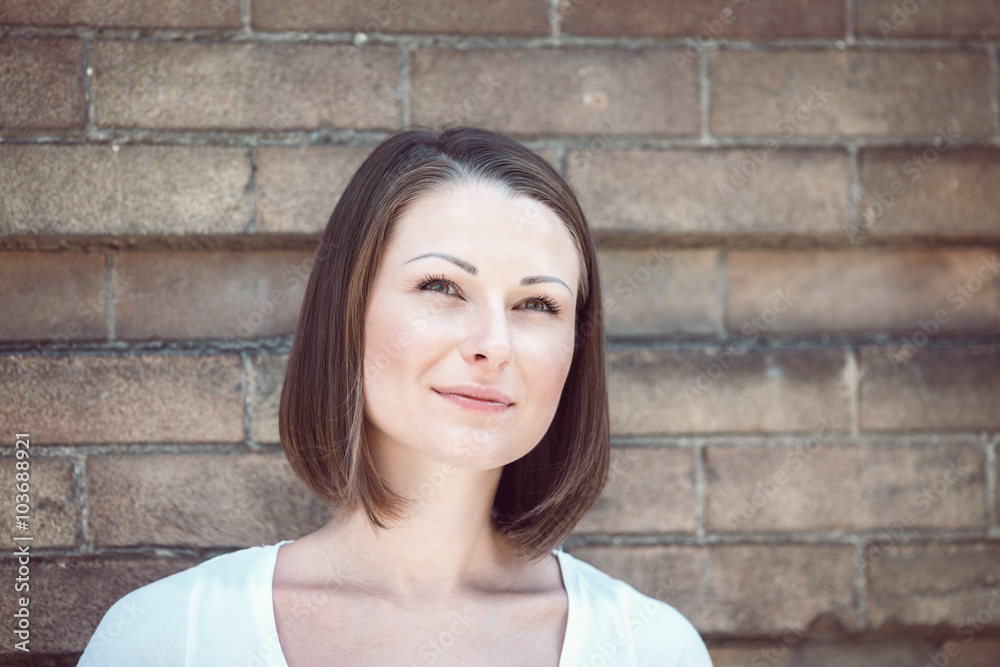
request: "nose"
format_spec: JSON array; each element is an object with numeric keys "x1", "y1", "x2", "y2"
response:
[{"x1": 459, "y1": 303, "x2": 514, "y2": 371}]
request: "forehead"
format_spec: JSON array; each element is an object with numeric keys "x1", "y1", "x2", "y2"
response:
[{"x1": 385, "y1": 180, "x2": 583, "y2": 282}]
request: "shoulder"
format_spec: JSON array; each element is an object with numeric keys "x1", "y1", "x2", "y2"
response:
[
  {"x1": 79, "y1": 542, "x2": 286, "y2": 667},
  {"x1": 557, "y1": 550, "x2": 712, "y2": 667},
  {"x1": 78, "y1": 557, "x2": 197, "y2": 666}
]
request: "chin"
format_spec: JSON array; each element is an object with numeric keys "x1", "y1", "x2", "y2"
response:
[{"x1": 425, "y1": 427, "x2": 539, "y2": 470}]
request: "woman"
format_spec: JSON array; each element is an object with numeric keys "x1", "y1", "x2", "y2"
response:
[{"x1": 80, "y1": 128, "x2": 711, "y2": 666}]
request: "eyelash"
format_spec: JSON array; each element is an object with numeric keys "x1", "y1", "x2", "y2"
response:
[{"x1": 416, "y1": 274, "x2": 562, "y2": 316}]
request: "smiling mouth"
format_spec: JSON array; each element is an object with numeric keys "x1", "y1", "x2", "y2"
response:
[{"x1": 433, "y1": 388, "x2": 513, "y2": 413}]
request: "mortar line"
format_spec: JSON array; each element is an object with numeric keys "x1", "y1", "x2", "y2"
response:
[
  {"x1": 854, "y1": 539, "x2": 868, "y2": 631},
  {"x1": 986, "y1": 437, "x2": 998, "y2": 530},
  {"x1": 5, "y1": 24, "x2": 994, "y2": 52},
  {"x1": 105, "y1": 252, "x2": 116, "y2": 342},
  {"x1": 70, "y1": 452, "x2": 93, "y2": 554},
  {"x1": 693, "y1": 442, "x2": 706, "y2": 539},
  {"x1": 552, "y1": 144, "x2": 566, "y2": 174},
  {"x1": 848, "y1": 142, "x2": 862, "y2": 242},
  {"x1": 6, "y1": 433, "x2": 986, "y2": 459},
  {"x1": 240, "y1": 0, "x2": 252, "y2": 34},
  {"x1": 5, "y1": 23, "x2": 998, "y2": 52},
  {"x1": 844, "y1": 0, "x2": 856, "y2": 46},
  {"x1": 1, "y1": 527, "x2": 990, "y2": 557},
  {"x1": 0, "y1": 338, "x2": 296, "y2": 356},
  {"x1": 989, "y1": 45, "x2": 999, "y2": 135},
  {"x1": 0, "y1": 443, "x2": 271, "y2": 458},
  {"x1": 246, "y1": 145, "x2": 258, "y2": 233},
  {"x1": 399, "y1": 43, "x2": 411, "y2": 129},
  {"x1": 845, "y1": 344, "x2": 860, "y2": 438},
  {"x1": 549, "y1": 0, "x2": 562, "y2": 42},
  {"x1": 5, "y1": 335, "x2": 999, "y2": 357},
  {"x1": 565, "y1": 528, "x2": 996, "y2": 548},
  {"x1": 0, "y1": 545, "x2": 244, "y2": 561},
  {"x1": 715, "y1": 249, "x2": 727, "y2": 339},
  {"x1": 82, "y1": 37, "x2": 94, "y2": 134},
  {"x1": 3, "y1": 130, "x2": 998, "y2": 150},
  {"x1": 241, "y1": 350, "x2": 260, "y2": 451},
  {"x1": 699, "y1": 46, "x2": 711, "y2": 142}
]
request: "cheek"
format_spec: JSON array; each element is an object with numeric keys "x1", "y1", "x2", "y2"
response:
[
  {"x1": 549, "y1": 344, "x2": 576, "y2": 398},
  {"x1": 520, "y1": 324, "x2": 576, "y2": 407},
  {"x1": 363, "y1": 301, "x2": 439, "y2": 395}
]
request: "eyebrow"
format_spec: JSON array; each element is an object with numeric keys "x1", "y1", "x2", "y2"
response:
[
  {"x1": 404, "y1": 252, "x2": 574, "y2": 295},
  {"x1": 406, "y1": 252, "x2": 477, "y2": 275}
]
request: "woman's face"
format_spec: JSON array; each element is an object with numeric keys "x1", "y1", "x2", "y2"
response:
[{"x1": 362, "y1": 180, "x2": 581, "y2": 472}]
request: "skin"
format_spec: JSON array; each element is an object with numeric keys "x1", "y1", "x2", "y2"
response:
[{"x1": 272, "y1": 180, "x2": 582, "y2": 665}]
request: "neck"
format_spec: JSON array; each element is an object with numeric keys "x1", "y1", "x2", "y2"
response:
[{"x1": 313, "y1": 450, "x2": 521, "y2": 601}]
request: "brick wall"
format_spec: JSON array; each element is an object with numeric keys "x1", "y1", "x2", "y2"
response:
[{"x1": 1, "y1": 0, "x2": 999, "y2": 663}]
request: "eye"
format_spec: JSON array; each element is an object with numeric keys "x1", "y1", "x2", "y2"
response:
[
  {"x1": 521, "y1": 296, "x2": 561, "y2": 315},
  {"x1": 417, "y1": 274, "x2": 459, "y2": 296}
]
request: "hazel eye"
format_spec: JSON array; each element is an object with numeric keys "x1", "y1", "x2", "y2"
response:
[
  {"x1": 521, "y1": 296, "x2": 561, "y2": 315},
  {"x1": 417, "y1": 274, "x2": 459, "y2": 296},
  {"x1": 524, "y1": 299, "x2": 548, "y2": 311},
  {"x1": 426, "y1": 281, "x2": 451, "y2": 294}
]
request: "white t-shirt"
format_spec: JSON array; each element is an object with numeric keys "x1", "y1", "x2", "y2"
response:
[{"x1": 79, "y1": 541, "x2": 712, "y2": 666}]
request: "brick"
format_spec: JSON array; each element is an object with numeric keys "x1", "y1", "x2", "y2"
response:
[
  {"x1": 31, "y1": 2, "x2": 240, "y2": 30},
  {"x1": 713, "y1": 639, "x2": 1000, "y2": 666},
  {"x1": 92, "y1": 41, "x2": 399, "y2": 131},
  {"x1": 608, "y1": 347, "x2": 850, "y2": 435},
  {"x1": 561, "y1": 0, "x2": 844, "y2": 38},
  {"x1": 0, "y1": 555, "x2": 198, "y2": 656},
  {"x1": 87, "y1": 454, "x2": 329, "y2": 547},
  {"x1": 0, "y1": 37, "x2": 84, "y2": 130},
  {"x1": 709, "y1": 50, "x2": 993, "y2": 137},
  {"x1": 1, "y1": 354, "x2": 244, "y2": 444},
  {"x1": 866, "y1": 542, "x2": 1000, "y2": 629},
  {"x1": 792, "y1": 640, "x2": 936, "y2": 667},
  {"x1": 0, "y1": 252, "x2": 106, "y2": 342},
  {"x1": 856, "y1": 0, "x2": 1000, "y2": 40},
  {"x1": 252, "y1": 0, "x2": 549, "y2": 35},
  {"x1": 599, "y1": 248, "x2": 719, "y2": 337},
  {"x1": 726, "y1": 249, "x2": 1000, "y2": 335},
  {"x1": 0, "y1": 0, "x2": 239, "y2": 29},
  {"x1": 249, "y1": 353, "x2": 289, "y2": 444},
  {"x1": 705, "y1": 443, "x2": 988, "y2": 533},
  {"x1": 256, "y1": 146, "x2": 370, "y2": 234},
  {"x1": 858, "y1": 148, "x2": 1000, "y2": 239},
  {"x1": 954, "y1": 640, "x2": 1000, "y2": 667},
  {"x1": 114, "y1": 251, "x2": 311, "y2": 340},
  {"x1": 410, "y1": 48, "x2": 699, "y2": 136},
  {"x1": 860, "y1": 346, "x2": 1000, "y2": 432},
  {"x1": 710, "y1": 640, "x2": 939, "y2": 667},
  {"x1": 575, "y1": 447, "x2": 696, "y2": 534},
  {"x1": 568, "y1": 149, "x2": 850, "y2": 238},
  {"x1": 709, "y1": 647, "x2": 794, "y2": 667},
  {"x1": 0, "y1": 145, "x2": 252, "y2": 236},
  {"x1": 0, "y1": 457, "x2": 77, "y2": 549},
  {"x1": 568, "y1": 544, "x2": 857, "y2": 633},
  {"x1": 250, "y1": 359, "x2": 290, "y2": 446}
]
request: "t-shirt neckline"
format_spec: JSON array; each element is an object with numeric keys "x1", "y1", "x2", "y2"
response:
[{"x1": 262, "y1": 541, "x2": 577, "y2": 667}]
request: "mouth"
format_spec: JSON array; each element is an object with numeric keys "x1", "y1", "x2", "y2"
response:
[{"x1": 433, "y1": 386, "x2": 514, "y2": 414}]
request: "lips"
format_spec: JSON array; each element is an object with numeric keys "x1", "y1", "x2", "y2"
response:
[{"x1": 433, "y1": 385, "x2": 514, "y2": 412}]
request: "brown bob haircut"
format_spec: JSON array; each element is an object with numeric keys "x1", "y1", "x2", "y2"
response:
[{"x1": 279, "y1": 127, "x2": 609, "y2": 560}]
